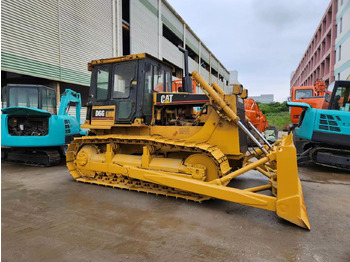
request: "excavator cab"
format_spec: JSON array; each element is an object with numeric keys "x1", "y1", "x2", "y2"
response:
[
  {"x1": 328, "y1": 81, "x2": 350, "y2": 111},
  {"x1": 1, "y1": 84, "x2": 57, "y2": 115}
]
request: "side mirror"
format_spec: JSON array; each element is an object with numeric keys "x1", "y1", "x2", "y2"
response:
[
  {"x1": 233, "y1": 84, "x2": 243, "y2": 95},
  {"x1": 240, "y1": 89, "x2": 248, "y2": 99}
]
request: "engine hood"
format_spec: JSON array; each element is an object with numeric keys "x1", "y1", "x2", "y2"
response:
[{"x1": 1, "y1": 107, "x2": 52, "y2": 117}]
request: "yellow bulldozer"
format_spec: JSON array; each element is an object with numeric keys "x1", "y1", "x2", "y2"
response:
[{"x1": 67, "y1": 48, "x2": 310, "y2": 229}]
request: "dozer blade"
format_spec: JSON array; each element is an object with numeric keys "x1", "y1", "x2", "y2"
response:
[
  {"x1": 275, "y1": 133, "x2": 310, "y2": 229},
  {"x1": 191, "y1": 71, "x2": 310, "y2": 228},
  {"x1": 134, "y1": 134, "x2": 311, "y2": 229}
]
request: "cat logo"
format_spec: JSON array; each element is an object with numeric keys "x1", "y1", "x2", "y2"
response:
[{"x1": 160, "y1": 94, "x2": 174, "y2": 103}]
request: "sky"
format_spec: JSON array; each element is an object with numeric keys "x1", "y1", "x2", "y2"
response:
[{"x1": 167, "y1": 0, "x2": 331, "y2": 102}]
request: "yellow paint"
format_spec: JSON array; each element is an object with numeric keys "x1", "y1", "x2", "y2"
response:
[
  {"x1": 240, "y1": 89, "x2": 248, "y2": 99},
  {"x1": 88, "y1": 53, "x2": 147, "y2": 71},
  {"x1": 233, "y1": 84, "x2": 243, "y2": 95},
  {"x1": 90, "y1": 105, "x2": 116, "y2": 127},
  {"x1": 67, "y1": 65, "x2": 310, "y2": 229}
]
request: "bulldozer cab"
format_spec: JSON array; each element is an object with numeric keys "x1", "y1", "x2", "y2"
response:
[
  {"x1": 328, "y1": 81, "x2": 350, "y2": 111},
  {"x1": 88, "y1": 54, "x2": 173, "y2": 124}
]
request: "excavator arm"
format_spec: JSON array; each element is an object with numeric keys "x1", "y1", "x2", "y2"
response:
[{"x1": 58, "y1": 89, "x2": 82, "y2": 125}]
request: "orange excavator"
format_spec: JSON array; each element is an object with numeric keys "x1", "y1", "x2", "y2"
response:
[
  {"x1": 172, "y1": 79, "x2": 197, "y2": 93},
  {"x1": 290, "y1": 80, "x2": 330, "y2": 125},
  {"x1": 244, "y1": 98, "x2": 268, "y2": 133},
  {"x1": 244, "y1": 98, "x2": 277, "y2": 144}
]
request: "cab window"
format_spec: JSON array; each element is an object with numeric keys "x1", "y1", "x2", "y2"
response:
[
  {"x1": 332, "y1": 86, "x2": 350, "y2": 111},
  {"x1": 96, "y1": 66, "x2": 109, "y2": 100},
  {"x1": 112, "y1": 62, "x2": 136, "y2": 99},
  {"x1": 153, "y1": 66, "x2": 164, "y2": 92},
  {"x1": 165, "y1": 71, "x2": 172, "y2": 92},
  {"x1": 9, "y1": 87, "x2": 39, "y2": 108},
  {"x1": 295, "y1": 89, "x2": 313, "y2": 100},
  {"x1": 47, "y1": 89, "x2": 57, "y2": 114},
  {"x1": 42, "y1": 89, "x2": 57, "y2": 114},
  {"x1": 1, "y1": 86, "x2": 8, "y2": 108},
  {"x1": 143, "y1": 63, "x2": 153, "y2": 115},
  {"x1": 144, "y1": 63, "x2": 153, "y2": 94}
]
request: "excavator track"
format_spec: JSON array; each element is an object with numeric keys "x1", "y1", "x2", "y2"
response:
[
  {"x1": 67, "y1": 135, "x2": 233, "y2": 202},
  {"x1": 2, "y1": 148, "x2": 61, "y2": 167},
  {"x1": 309, "y1": 146, "x2": 350, "y2": 171}
]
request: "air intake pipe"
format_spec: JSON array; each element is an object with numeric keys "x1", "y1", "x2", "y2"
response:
[{"x1": 178, "y1": 46, "x2": 193, "y2": 93}]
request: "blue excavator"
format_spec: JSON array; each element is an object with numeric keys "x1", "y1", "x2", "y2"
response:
[
  {"x1": 1, "y1": 84, "x2": 86, "y2": 166},
  {"x1": 288, "y1": 80, "x2": 350, "y2": 171}
]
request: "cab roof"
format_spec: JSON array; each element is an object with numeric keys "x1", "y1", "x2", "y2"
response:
[
  {"x1": 293, "y1": 86, "x2": 315, "y2": 90},
  {"x1": 4, "y1": 84, "x2": 55, "y2": 91},
  {"x1": 88, "y1": 53, "x2": 169, "y2": 71}
]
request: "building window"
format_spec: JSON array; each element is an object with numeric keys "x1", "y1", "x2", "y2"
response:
[
  {"x1": 339, "y1": 45, "x2": 342, "y2": 61},
  {"x1": 340, "y1": 17, "x2": 343, "y2": 33},
  {"x1": 185, "y1": 44, "x2": 199, "y2": 63},
  {"x1": 341, "y1": 0, "x2": 343, "y2": 5},
  {"x1": 200, "y1": 58, "x2": 210, "y2": 72},
  {"x1": 163, "y1": 24, "x2": 183, "y2": 48},
  {"x1": 211, "y1": 67, "x2": 218, "y2": 78},
  {"x1": 122, "y1": 0, "x2": 130, "y2": 55},
  {"x1": 163, "y1": 58, "x2": 183, "y2": 79},
  {"x1": 338, "y1": 73, "x2": 340, "y2": 80}
]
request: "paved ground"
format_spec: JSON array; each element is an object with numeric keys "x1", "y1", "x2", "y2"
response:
[{"x1": 2, "y1": 161, "x2": 350, "y2": 262}]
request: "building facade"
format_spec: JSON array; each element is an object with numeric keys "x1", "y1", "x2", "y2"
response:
[
  {"x1": 290, "y1": 0, "x2": 338, "y2": 89},
  {"x1": 335, "y1": 0, "x2": 350, "y2": 80},
  {"x1": 291, "y1": 0, "x2": 350, "y2": 91},
  {"x1": 249, "y1": 94, "x2": 274, "y2": 104},
  {"x1": 1, "y1": 0, "x2": 231, "y2": 106}
]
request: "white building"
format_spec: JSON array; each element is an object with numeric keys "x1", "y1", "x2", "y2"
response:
[
  {"x1": 249, "y1": 94, "x2": 274, "y2": 104},
  {"x1": 335, "y1": 0, "x2": 350, "y2": 80},
  {"x1": 1, "y1": 0, "x2": 231, "y2": 105}
]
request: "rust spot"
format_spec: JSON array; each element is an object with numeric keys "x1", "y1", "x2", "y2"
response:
[{"x1": 173, "y1": 131, "x2": 178, "y2": 137}]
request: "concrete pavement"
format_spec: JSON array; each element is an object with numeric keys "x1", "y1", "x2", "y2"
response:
[{"x1": 2, "y1": 162, "x2": 350, "y2": 261}]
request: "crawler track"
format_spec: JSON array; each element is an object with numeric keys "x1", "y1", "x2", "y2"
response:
[
  {"x1": 67, "y1": 135, "x2": 235, "y2": 201},
  {"x1": 2, "y1": 148, "x2": 61, "y2": 167},
  {"x1": 310, "y1": 146, "x2": 350, "y2": 171}
]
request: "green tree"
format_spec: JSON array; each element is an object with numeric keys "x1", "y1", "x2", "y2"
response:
[{"x1": 256, "y1": 101, "x2": 288, "y2": 114}]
